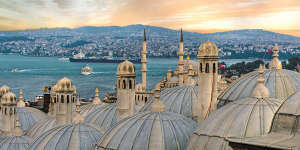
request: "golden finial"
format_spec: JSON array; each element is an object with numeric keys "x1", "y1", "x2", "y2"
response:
[
  {"x1": 93, "y1": 88, "x2": 102, "y2": 105},
  {"x1": 12, "y1": 115, "x2": 23, "y2": 136},
  {"x1": 252, "y1": 64, "x2": 269, "y2": 99},
  {"x1": 73, "y1": 99, "x2": 84, "y2": 124},
  {"x1": 17, "y1": 89, "x2": 25, "y2": 107},
  {"x1": 150, "y1": 84, "x2": 164, "y2": 112}
]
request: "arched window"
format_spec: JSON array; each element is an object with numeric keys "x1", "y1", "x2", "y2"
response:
[
  {"x1": 205, "y1": 63, "x2": 209, "y2": 73},
  {"x1": 200, "y1": 63, "x2": 203, "y2": 72},
  {"x1": 213, "y1": 63, "x2": 216, "y2": 73},
  {"x1": 67, "y1": 95, "x2": 70, "y2": 103},
  {"x1": 145, "y1": 97, "x2": 148, "y2": 103},
  {"x1": 72, "y1": 97, "x2": 75, "y2": 103},
  {"x1": 138, "y1": 95, "x2": 140, "y2": 101},
  {"x1": 54, "y1": 97, "x2": 57, "y2": 103},
  {"x1": 61, "y1": 95, "x2": 64, "y2": 103},
  {"x1": 129, "y1": 80, "x2": 132, "y2": 89},
  {"x1": 118, "y1": 80, "x2": 120, "y2": 88},
  {"x1": 123, "y1": 80, "x2": 126, "y2": 89}
]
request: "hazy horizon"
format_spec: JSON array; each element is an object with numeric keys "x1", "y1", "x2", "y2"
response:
[{"x1": 1, "y1": 0, "x2": 300, "y2": 36}]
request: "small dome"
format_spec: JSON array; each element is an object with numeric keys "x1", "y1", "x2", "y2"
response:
[
  {"x1": 1, "y1": 92, "x2": 17, "y2": 105},
  {"x1": 84, "y1": 103, "x2": 118, "y2": 131},
  {"x1": 28, "y1": 123, "x2": 104, "y2": 150},
  {"x1": 140, "y1": 86, "x2": 198, "y2": 120},
  {"x1": 135, "y1": 83, "x2": 143, "y2": 92},
  {"x1": 0, "y1": 85, "x2": 11, "y2": 98},
  {"x1": 197, "y1": 40, "x2": 218, "y2": 58},
  {"x1": 53, "y1": 77, "x2": 76, "y2": 93},
  {"x1": 0, "y1": 135, "x2": 32, "y2": 150},
  {"x1": 186, "y1": 97, "x2": 281, "y2": 150},
  {"x1": 26, "y1": 117, "x2": 56, "y2": 138},
  {"x1": 218, "y1": 69, "x2": 300, "y2": 107},
  {"x1": 117, "y1": 60, "x2": 136, "y2": 76},
  {"x1": 167, "y1": 76, "x2": 178, "y2": 83},
  {"x1": 95, "y1": 111, "x2": 197, "y2": 150},
  {"x1": 16, "y1": 107, "x2": 47, "y2": 131},
  {"x1": 183, "y1": 59, "x2": 197, "y2": 72}
]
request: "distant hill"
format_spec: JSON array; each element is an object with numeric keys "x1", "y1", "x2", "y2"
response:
[
  {"x1": 1, "y1": 24, "x2": 300, "y2": 43},
  {"x1": 73, "y1": 24, "x2": 300, "y2": 43}
]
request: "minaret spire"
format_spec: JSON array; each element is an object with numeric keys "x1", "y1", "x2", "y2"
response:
[
  {"x1": 178, "y1": 28, "x2": 184, "y2": 85},
  {"x1": 141, "y1": 27, "x2": 148, "y2": 91}
]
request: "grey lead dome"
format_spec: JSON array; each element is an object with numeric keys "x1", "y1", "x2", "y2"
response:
[
  {"x1": 140, "y1": 85, "x2": 198, "y2": 120},
  {"x1": 218, "y1": 69, "x2": 300, "y2": 107},
  {"x1": 95, "y1": 111, "x2": 197, "y2": 150},
  {"x1": 28, "y1": 123, "x2": 105, "y2": 150}
]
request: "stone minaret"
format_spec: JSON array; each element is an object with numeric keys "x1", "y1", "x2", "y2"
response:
[
  {"x1": 269, "y1": 44, "x2": 282, "y2": 69},
  {"x1": 1, "y1": 92, "x2": 17, "y2": 135},
  {"x1": 52, "y1": 77, "x2": 77, "y2": 125},
  {"x1": 185, "y1": 64, "x2": 195, "y2": 86},
  {"x1": 141, "y1": 27, "x2": 147, "y2": 91},
  {"x1": 178, "y1": 28, "x2": 184, "y2": 85},
  {"x1": 197, "y1": 41, "x2": 219, "y2": 124},
  {"x1": 166, "y1": 69, "x2": 172, "y2": 81},
  {"x1": 72, "y1": 98, "x2": 84, "y2": 124},
  {"x1": 116, "y1": 60, "x2": 136, "y2": 121}
]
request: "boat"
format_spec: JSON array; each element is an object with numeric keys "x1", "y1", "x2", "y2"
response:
[
  {"x1": 58, "y1": 57, "x2": 69, "y2": 61},
  {"x1": 11, "y1": 68, "x2": 20, "y2": 72},
  {"x1": 69, "y1": 51, "x2": 141, "y2": 64},
  {"x1": 81, "y1": 64, "x2": 93, "y2": 75}
]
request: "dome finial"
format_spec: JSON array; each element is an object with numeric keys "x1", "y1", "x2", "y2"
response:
[
  {"x1": 73, "y1": 98, "x2": 84, "y2": 124},
  {"x1": 150, "y1": 84, "x2": 164, "y2": 112},
  {"x1": 252, "y1": 64, "x2": 270, "y2": 99},
  {"x1": 269, "y1": 44, "x2": 282, "y2": 69},
  {"x1": 17, "y1": 89, "x2": 25, "y2": 107},
  {"x1": 93, "y1": 88, "x2": 102, "y2": 105},
  {"x1": 12, "y1": 115, "x2": 23, "y2": 136}
]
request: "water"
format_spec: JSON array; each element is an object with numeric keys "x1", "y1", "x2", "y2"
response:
[{"x1": 0, "y1": 54, "x2": 254, "y2": 100}]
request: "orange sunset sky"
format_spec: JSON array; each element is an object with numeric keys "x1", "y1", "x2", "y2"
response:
[{"x1": 0, "y1": 0, "x2": 300, "y2": 36}]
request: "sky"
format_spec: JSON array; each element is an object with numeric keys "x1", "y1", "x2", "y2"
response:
[{"x1": 0, "y1": 0, "x2": 300, "y2": 36}]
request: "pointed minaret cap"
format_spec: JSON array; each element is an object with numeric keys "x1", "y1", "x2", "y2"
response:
[
  {"x1": 143, "y1": 26, "x2": 146, "y2": 42},
  {"x1": 17, "y1": 89, "x2": 25, "y2": 107},
  {"x1": 180, "y1": 28, "x2": 183, "y2": 42},
  {"x1": 93, "y1": 88, "x2": 102, "y2": 105},
  {"x1": 252, "y1": 64, "x2": 270, "y2": 99},
  {"x1": 150, "y1": 84, "x2": 164, "y2": 112},
  {"x1": 73, "y1": 99, "x2": 84, "y2": 124},
  {"x1": 12, "y1": 116, "x2": 23, "y2": 136}
]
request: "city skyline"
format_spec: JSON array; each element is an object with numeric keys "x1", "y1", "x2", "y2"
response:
[{"x1": 0, "y1": 0, "x2": 300, "y2": 36}]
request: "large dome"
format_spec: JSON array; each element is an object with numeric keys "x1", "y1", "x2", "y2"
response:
[
  {"x1": 0, "y1": 135, "x2": 32, "y2": 150},
  {"x1": 25, "y1": 117, "x2": 56, "y2": 138},
  {"x1": 0, "y1": 85, "x2": 11, "y2": 98},
  {"x1": 28, "y1": 123, "x2": 104, "y2": 150},
  {"x1": 84, "y1": 103, "x2": 118, "y2": 131},
  {"x1": 95, "y1": 111, "x2": 197, "y2": 150},
  {"x1": 140, "y1": 85, "x2": 198, "y2": 120},
  {"x1": 230, "y1": 91, "x2": 300, "y2": 149},
  {"x1": 186, "y1": 96, "x2": 281, "y2": 150},
  {"x1": 218, "y1": 69, "x2": 300, "y2": 107},
  {"x1": 16, "y1": 107, "x2": 47, "y2": 131}
]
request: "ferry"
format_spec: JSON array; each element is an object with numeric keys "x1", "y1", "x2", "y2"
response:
[
  {"x1": 11, "y1": 68, "x2": 20, "y2": 72},
  {"x1": 81, "y1": 64, "x2": 93, "y2": 75},
  {"x1": 69, "y1": 51, "x2": 141, "y2": 64}
]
